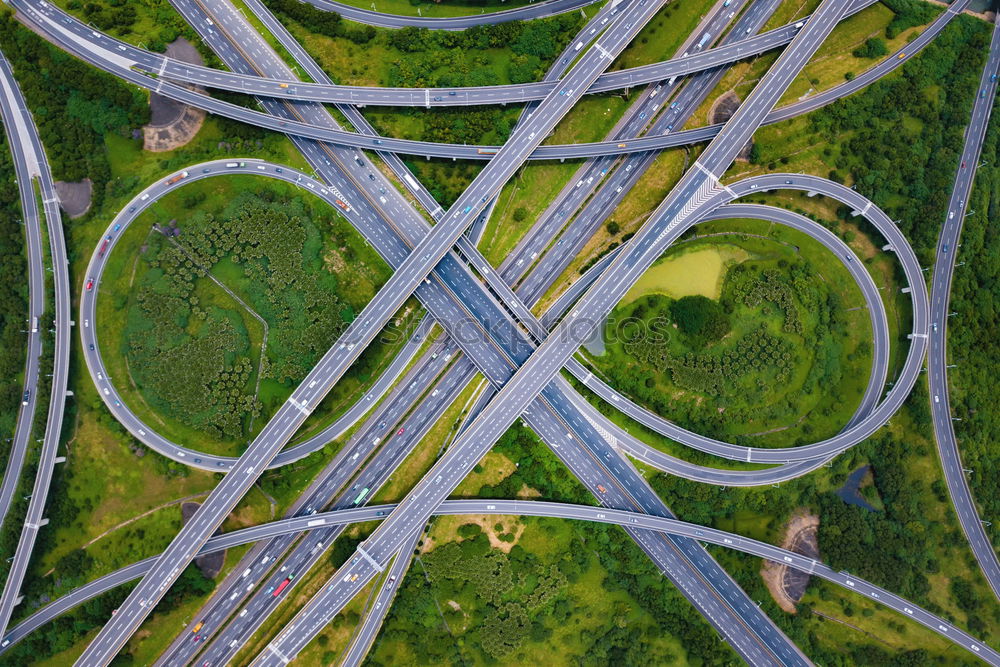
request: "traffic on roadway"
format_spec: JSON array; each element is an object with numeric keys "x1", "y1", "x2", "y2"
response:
[{"x1": 0, "y1": 0, "x2": 996, "y2": 663}]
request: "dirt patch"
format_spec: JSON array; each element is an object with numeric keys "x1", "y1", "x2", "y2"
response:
[
  {"x1": 54, "y1": 179, "x2": 92, "y2": 218},
  {"x1": 144, "y1": 39, "x2": 206, "y2": 152},
  {"x1": 710, "y1": 91, "x2": 752, "y2": 161},
  {"x1": 761, "y1": 509, "x2": 820, "y2": 613},
  {"x1": 420, "y1": 514, "x2": 525, "y2": 554},
  {"x1": 181, "y1": 502, "x2": 225, "y2": 579},
  {"x1": 515, "y1": 483, "x2": 541, "y2": 499},
  {"x1": 144, "y1": 105, "x2": 206, "y2": 152}
]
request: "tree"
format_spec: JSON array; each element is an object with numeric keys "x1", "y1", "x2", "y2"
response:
[
  {"x1": 669, "y1": 295, "x2": 730, "y2": 343},
  {"x1": 852, "y1": 37, "x2": 888, "y2": 59}
]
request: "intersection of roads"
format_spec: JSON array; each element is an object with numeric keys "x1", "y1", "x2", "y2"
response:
[{"x1": 0, "y1": 0, "x2": 998, "y2": 663}]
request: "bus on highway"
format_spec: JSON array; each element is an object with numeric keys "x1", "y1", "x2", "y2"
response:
[{"x1": 353, "y1": 487, "x2": 370, "y2": 505}]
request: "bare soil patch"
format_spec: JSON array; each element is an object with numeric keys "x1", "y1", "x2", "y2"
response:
[
  {"x1": 144, "y1": 38, "x2": 206, "y2": 152},
  {"x1": 710, "y1": 91, "x2": 752, "y2": 161},
  {"x1": 761, "y1": 509, "x2": 820, "y2": 613},
  {"x1": 54, "y1": 178, "x2": 92, "y2": 218}
]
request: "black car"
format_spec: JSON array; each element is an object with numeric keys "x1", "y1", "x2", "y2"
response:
[{"x1": 88, "y1": 343, "x2": 95, "y2": 351}]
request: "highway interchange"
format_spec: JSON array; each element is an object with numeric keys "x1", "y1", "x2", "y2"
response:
[{"x1": 0, "y1": 0, "x2": 997, "y2": 663}]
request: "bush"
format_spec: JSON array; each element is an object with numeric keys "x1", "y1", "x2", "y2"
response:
[
  {"x1": 852, "y1": 37, "x2": 888, "y2": 59},
  {"x1": 669, "y1": 295, "x2": 730, "y2": 342}
]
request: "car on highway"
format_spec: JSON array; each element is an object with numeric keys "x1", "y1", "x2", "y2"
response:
[
  {"x1": 85, "y1": 277, "x2": 94, "y2": 291},
  {"x1": 22, "y1": 390, "x2": 29, "y2": 406},
  {"x1": 397, "y1": 427, "x2": 405, "y2": 435}
]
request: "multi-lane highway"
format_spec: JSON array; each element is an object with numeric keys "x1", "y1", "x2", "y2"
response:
[
  {"x1": 298, "y1": 0, "x2": 602, "y2": 29},
  {"x1": 156, "y1": 2, "x2": 809, "y2": 664},
  {"x1": 0, "y1": 50, "x2": 72, "y2": 641},
  {"x1": 78, "y1": 160, "x2": 437, "y2": 471},
  {"x1": 146, "y1": 1, "x2": 812, "y2": 652},
  {"x1": 3, "y1": 500, "x2": 996, "y2": 663},
  {"x1": 0, "y1": 0, "x2": 994, "y2": 662},
  {"x1": 927, "y1": 15, "x2": 1000, "y2": 601},
  {"x1": 75, "y1": 0, "x2": 676, "y2": 658},
  {"x1": 17, "y1": 0, "x2": 972, "y2": 163},
  {"x1": 9, "y1": 0, "x2": 963, "y2": 163},
  {"x1": 84, "y1": 0, "x2": 944, "y2": 664},
  {"x1": 247, "y1": 2, "x2": 861, "y2": 661},
  {"x1": 17, "y1": 0, "x2": 872, "y2": 109},
  {"x1": 0, "y1": 53, "x2": 45, "y2": 537}
]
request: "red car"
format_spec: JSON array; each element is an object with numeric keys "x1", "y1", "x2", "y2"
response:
[
  {"x1": 962, "y1": 161, "x2": 966, "y2": 168},
  {"x1": 397, "y1": 427, "x2": 405, "y2": 436},
  {"x1": 85, "y1": 277, "x2": 95, "y2": 291}
]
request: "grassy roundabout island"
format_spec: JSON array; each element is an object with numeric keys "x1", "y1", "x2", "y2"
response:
[
  {"x1": 96, "y1": 175, "x2": 396, "y2": 456},
  {"x1": 587, "y1": 219, "x2": 875, "y2": 448}
]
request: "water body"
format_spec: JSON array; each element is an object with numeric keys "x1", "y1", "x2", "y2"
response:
[
  {"x1": 836, "y1": 465, "x2": 878, "y2": 512},
  {"x1": 582, "y1": 317, "x2": 607, "y2": 356},
  {"x1": 621, "y1": 245, "x2": 748, "y2": 305}
]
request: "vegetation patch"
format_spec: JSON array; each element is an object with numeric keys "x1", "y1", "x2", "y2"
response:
[
  {"x1": 948, "y1": 87, "x2": 1000, "y2": 555},
  {"x1": 108, "y1": 180, "x2": 389, "y2": 448},
  {"x1": 592, "y1": 229, "x2": 870, "y2": 444},
  {"x1": 0, "y1": 122, "x2": 29, "y2": 466}
]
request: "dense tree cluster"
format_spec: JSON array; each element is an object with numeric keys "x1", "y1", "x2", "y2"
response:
[
  {"x1": 265, "y1": 0, "x2": 377, "y2": 44},
  {"x1": 126, "y1": 193, "x2": 360, "y2": 441},
  {"x1": 368, "y1": 426, "x2": 727, "y2": 665},
  {"x1": 881, "y1": 0, "x2": 939, "y2": 39},
  {"x1": 63, "y1": 0, "x2": 194, "y2": 51},
  {"x1": 627, "y1": 323, "x2": 794, "y2": 395},
  {"x1": 0, "y1": 14, "x2": 149, "y2": 206},
  {"x1": 730, "y1": 265, "x2": 804, "y2": 335},
  {"x1": 852, "y1": 37, "x2": 888, "y2": 59},
  {"x1": 595, "y1": 250, "x2": 857, "y2": 444},
  {"x1": 0, "y1": 15, "x2": 148, "y2": 213},
  {"x1": 381, "y1": 15, "x2": 582, "y2": 86},
  {"x1": 949, "y1": 85, "x2": 1000, "y2": 555},
  {"x1": 0, "y1": 130, "x2": 28, "y2": 462},
  {"x1": 808, "y1": 16, "x2": 989, "y2": 262},
  {"x1": 472, "y1": 425, "x2": 592, "y2": 504},
  {"x1": 651, "y1": 389, "x2": 996, "y2": 654},
  {"x1": 668, "y1": 294, "x2": 731, "y2": 343}
]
